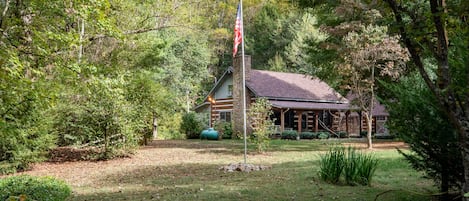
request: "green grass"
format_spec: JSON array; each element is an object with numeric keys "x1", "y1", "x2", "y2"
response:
[{"x1": 60, "y1": 139, "x2": 436, "y2": 200}]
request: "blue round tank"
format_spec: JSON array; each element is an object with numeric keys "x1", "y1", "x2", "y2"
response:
[{"x1": 201, "y1": 128, "x2": 219, "y2": 140}]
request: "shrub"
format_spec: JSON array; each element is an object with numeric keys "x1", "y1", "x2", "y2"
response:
[
  {"x1": 318, "y1": 132, "x2": 330, "y2": 139},
  {"x1": 319, "y1": 146, "x2": 379, "y2": 186},
  {"x1": 360, "y1": 131, "x2": 375, "y2": 138},
  {"x1": 248, "y1": 98, "x2": 273, "y2": 152},
  {"x1": 213, "y1": 121, "x2": 233, "y2": 139},
  {"x1": 300, "y1": 132, "x2": 317, "y2": 139},
  {"x1": 281, "y1": 130, "x2": 298, "y2": 140},
  {"x1": 0, "y1": 175, "x2": 71, "y2": 201},
  {"x1": 319, "y1": 147, "x2": 345, "y2": 184},
  {"x1": 337, "y1": 131, "x2": 348, "y2": 138},
  {"x1": 181, "y1": 112, "x2": 205, "y2": 139}
]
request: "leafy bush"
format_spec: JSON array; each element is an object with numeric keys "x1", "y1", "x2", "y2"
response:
[
  {"x1": 319, "y1": 146, "x2": 379, "y2": 186},
  {"x1": 181, "y1": 112, "x2": 205, "y2": 139},
  {"x1": 0, "y1": 175, "x2": 71, "y2": 201},
  {"x1": 248, "y1": 98, "x2": 274, "y2": 152},
  {"x1": 319, "y1": 147, "x2": 345, "y2": 183},
  {"x1": 0, "y1": 80, "x2": 56, "y2": 174},
  {"x1": 281, "y1": 130, "x2": 298, "y2": 140},
  {"x1": 318, "y1": 132, "x2": 330, "y2": 139},
  {"x1": 214, "y1": 121, "x2": 233, "y2": 139},
  {"x1": 359, "y1": 131, "x2": 367, "y2": 138},
  {"x1": 360, "y1": 131, "x2": 375, "y2": 138},
  {"x1": 337, "y1": 131, "x2": 348, "y2": 138},
  {"x1": 300, "y1": 132, "x2": 317, "y2": 139}
]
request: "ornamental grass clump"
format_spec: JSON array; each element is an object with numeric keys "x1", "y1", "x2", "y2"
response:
[
  {"x1": 319, "y1": 146, "x2": 345, "y2": 183},
  {"x1": 356, "y1": 153, "x2": 379, "y2": 186},
  {"x1": 319, "y1": 146, "x2": 379, "y2": 186}
]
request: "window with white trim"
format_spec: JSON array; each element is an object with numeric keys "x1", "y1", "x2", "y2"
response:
[{"x1": 219, "y1": 111, "x2": 232, "y2": 122}]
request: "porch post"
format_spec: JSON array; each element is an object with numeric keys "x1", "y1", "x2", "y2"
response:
[
  {"x1": 359, "y1": 111, "x2": 362, "y2": 133},
  {"x1": 297, "y1": 110, "x2": 302, "y2": 133},
  {"x1": 314, "y1": 111, "x2": 319, "y2": 133},
  {"x1": 209, "y1": 101, "x2": 213, "y2": 127},
  {"x1": 280, "y1": 109, "x2": 285, "y2": 132},
  {"x1": 345, "y1": 111, "x2": 349, "y2": 135}
]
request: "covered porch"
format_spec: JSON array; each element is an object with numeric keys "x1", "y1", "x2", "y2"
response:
[{"x1": 268, "y1": 100, "x2": 354, "y2": 135}]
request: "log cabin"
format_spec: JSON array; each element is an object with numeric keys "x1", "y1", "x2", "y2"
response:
[{"x1": 194, "y1": 55, "x2": 389, "y2": 137}]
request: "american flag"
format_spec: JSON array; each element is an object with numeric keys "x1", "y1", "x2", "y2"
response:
[{"x1": 233, "y1": 4, "x2": 242, "y2": 57}]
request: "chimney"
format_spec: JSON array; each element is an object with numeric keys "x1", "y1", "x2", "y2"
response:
[
  {"x1": 233, "y1": 55, "x2": 251, "y2": 81},
  {"x1": 232, "y1": 55, "x2": 252, "y2": 136}
]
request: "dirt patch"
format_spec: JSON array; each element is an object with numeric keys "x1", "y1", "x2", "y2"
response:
[
  {"x1": 343, "y1": 141, "x2": 408, "y2": 150},
  {"x1": 47, "y1": 147, "x2": 101, "y2": 162}
]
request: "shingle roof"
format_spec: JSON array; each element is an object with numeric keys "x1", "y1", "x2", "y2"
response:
[
  {"x1": 269, "y1": 100, "x2": 352, "y2": 110},
  {"x1": 247, "y1": 70, "x2": 347, "y2": 103}
]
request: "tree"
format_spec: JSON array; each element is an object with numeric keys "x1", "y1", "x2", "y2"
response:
[
  {"x1": 338, "y1": 24, "x2": 409, "y2": 149},
  {"x1": 248, "y1": 98, "x2": 274, "y2": 153},
  {"x1": 383, "y1": 74, "x2": 463, "y2": 198},
  {"x1": 381, "y1": 0, "x2": 469, "y2": 198},
  {"x1": 126, "y1": 71, "x2": 173, "y2": 143}
]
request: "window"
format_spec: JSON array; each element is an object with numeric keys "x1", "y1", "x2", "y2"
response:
[
  {"x1": 220, "y1": 111, "x2": 232, "y2": 122},
  {"x1": 376, "y1": 116, "x2": 387, "y2": 121},
  {"x1": 228, "y1": 85, "x2": 233, "y2": 97}
]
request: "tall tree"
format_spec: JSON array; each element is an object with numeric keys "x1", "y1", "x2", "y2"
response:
[
  {"x1": 383, "y1": 73, "x2": 463, "y2": 198},
  {"x1": 338, "y1": 24, "x2": 409, "y2": 149},
  {"x1": 381, "y1": 0, "x2": 469, "y2": 198}
]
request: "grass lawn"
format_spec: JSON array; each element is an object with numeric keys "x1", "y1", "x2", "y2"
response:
[{"x1": 13, "y1": 139, "x2": 436, "y2": 200}]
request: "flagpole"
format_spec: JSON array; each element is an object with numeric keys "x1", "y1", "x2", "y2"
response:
[{"x1": 240, "y1": 0, "x2": 247, "y2": 165}]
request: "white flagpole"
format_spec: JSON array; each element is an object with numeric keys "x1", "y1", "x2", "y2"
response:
[{"x1": 240, "y1": 0, "x2": 247, "y2": 164}]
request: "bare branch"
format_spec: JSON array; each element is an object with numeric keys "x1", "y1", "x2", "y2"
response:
[{"x1": 88, "y1": 24, "x2": 193, "y2": 42}]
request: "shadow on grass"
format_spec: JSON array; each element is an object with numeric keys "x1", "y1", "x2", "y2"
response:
[{"x1": 70, "y1": 157, "x2": 434, "y2": 201}]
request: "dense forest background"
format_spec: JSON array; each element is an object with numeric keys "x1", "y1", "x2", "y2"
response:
[
  {"x1": 1, "y1": 1, "x2": 469, "y2": 195},
  {"x1": 1, "y1": 0, "x2": 325, "y2": 173}
]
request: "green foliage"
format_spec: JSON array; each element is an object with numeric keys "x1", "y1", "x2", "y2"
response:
[
  {"x1": 319, "y1": 147, "x2": 345, "y2": 183},
  {"x1": 300, "y1": 131, "x2": 317, "y2": 139},
  {"x1": 213, "y1": 121, "x2": 233, "y2": 139},
  {"x1": 248, "y1": 98, "x2": 274, "y2": 153},
  {"x1": 0, "y1": 79, "x2": 56, "y2": 174},
  {"x1": 318, "y1": 132, "x2": 330, "y2": 139},
  {"x1": 337, "y1": 131, "x2": 348, "y2": 138},
  {"x1": 319, "y1": 146, "x2": 379, "y2": 186},
  {"x1": 382, "y1": 74, "x2": 463, "y2": 192},
  {"x1": 356, "y1": 152, "x2": 379, "y2": 186},
  {"x1": 0, "y1": 175, "x2": 71, "y2": 201},
  {"x1": 181, "y1": 112, "x2": 206, "y2": 139},
  {"x1": 343, "y1": 147, "x2": 379, "y2": 186},
  {"x1": 281, "y1": 130, "x2": 298, "y2": 140},
  {"x1": 52, "y1": 77, "x2": 140, "y2": 159}
]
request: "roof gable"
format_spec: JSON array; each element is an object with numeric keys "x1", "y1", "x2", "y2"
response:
[{"x1": 247, "y1": 70, "x2": 346, "y2": 103}]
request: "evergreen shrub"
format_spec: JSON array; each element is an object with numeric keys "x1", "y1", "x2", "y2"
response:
[
  {"x1": 0, "y1": 175, "x2": 71, "y2": 201},
  {"x1": 318, "y1": 132, "x2": 330, "y2": 139},
  {"x1": 300, "y1": 132, "x2": 317, "y2": 139},
  {"x1": 281, "y1": 130, "x2": 298, "y2": 140}
]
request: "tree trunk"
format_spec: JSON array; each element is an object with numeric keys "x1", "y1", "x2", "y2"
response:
[
  {"x1": 152, "y1": 113, "x2": 158, "y2": 140},
  {"x1": 365, "y1": 113, "x2": 373, "y2": 149},
  {"x1": 461, "y1": 117, "x2": 469, "y2": 200}
]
